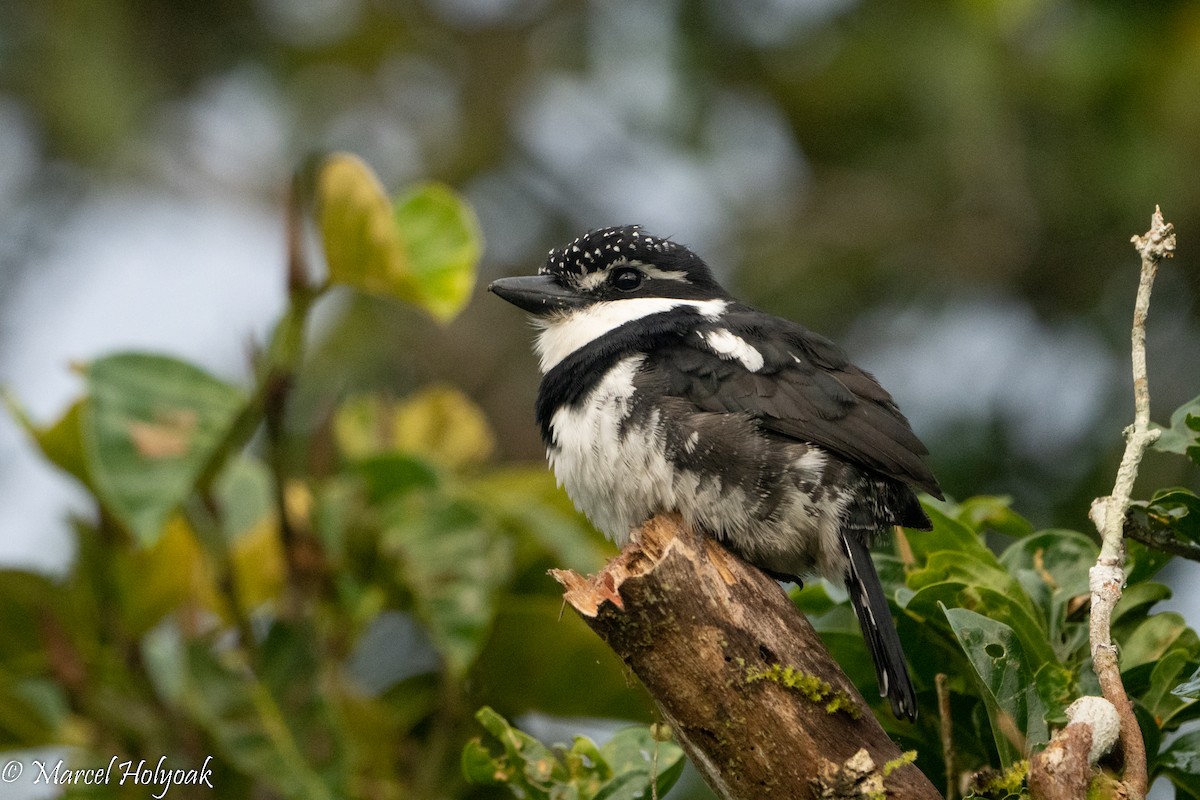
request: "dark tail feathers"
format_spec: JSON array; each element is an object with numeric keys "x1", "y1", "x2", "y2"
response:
[{"x1": 842, "y1": 534, "x2": 917, "y2": 720}]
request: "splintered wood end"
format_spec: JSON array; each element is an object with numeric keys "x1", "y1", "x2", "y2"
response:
[{"x1": 550, "y1": 514, "x2": 688, "y2": 616}]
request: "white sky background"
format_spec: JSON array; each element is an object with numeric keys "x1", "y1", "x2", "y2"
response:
[{"x1": 0, "y1": 188, "x2": 287, "y2": 571}]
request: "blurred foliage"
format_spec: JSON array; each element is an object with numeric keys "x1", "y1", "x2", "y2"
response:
[
  {"x1": 4, "y1": 0, "x2": 1199, "y2": 532},
  {"x1": 462, "y1": 707, "x2": 684, "y2": 800},
  {"x1": 0, "y1": 155, "x2": 643, "y2": 798}
]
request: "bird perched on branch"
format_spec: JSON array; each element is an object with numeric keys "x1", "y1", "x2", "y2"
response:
[{"x1": 489, "y1": 225, "x2": 942, "y2": 720}]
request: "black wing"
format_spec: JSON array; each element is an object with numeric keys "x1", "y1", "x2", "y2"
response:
[{"x1": 653, "y1": 306, "x2": 943, "y2": 499}]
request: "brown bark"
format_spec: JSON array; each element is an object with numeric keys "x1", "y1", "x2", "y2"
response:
[
  {"x1": 551, "y1": 514, "x2": 941, "y2": 800},
  {"x1": 1029, "y1": 724, "x2": 1094, "y2": 800}
]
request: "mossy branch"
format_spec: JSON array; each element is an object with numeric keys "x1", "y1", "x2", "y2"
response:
[{"x1": 551, "y1": 514, "x2": 941, "y2": 800}]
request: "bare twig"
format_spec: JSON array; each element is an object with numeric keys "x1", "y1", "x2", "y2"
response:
[
  {"x1": 1085, "y1": 206, "x2": 1176, "y2": 799},
  {"x1": 1124, "y1": 511, "x2": 1200, "y2": 562},
  {"x1": 264, "y1": 175, "x2": 326, "y2": 618},
  {"x1": 936, "y1": 674, "x2": 954, "y2": 800}
]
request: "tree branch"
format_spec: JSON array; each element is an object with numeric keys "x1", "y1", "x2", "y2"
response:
[
  {"x1": 551, "y1": 514, "x2": 941, "y2": 800},
  {"x1": 1084, "y1": 206, "x2": 1176, "y2": 800},
  {"x1": 1124, "y1": 509, "x2": 1200, "y2": 562}
]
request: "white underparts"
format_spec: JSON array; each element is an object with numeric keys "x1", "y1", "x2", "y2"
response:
[
  {"x1": 533, "y1": 297, "x2": 728, "y2": 373},
  {"x1": 546, "y1": 355, "x2": 851, "y2": 580}
]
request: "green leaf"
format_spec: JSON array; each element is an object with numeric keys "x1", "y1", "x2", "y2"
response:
[
  {"x1": 1119, "y1": 612, "x2": 1199, "y2": 673},
  {"x1": 1175, "y1": 664, "x2": 1200, "y2": 700},
  {"x1": 906, "y1": 582, "x2": 1058, "y2": 672},
  {"x1": 910, "y1": 502, "x2": 1000, "y2": 566},
  {"x1": 81, "y1": 353, "x2": 247, "y2": 546},
  {"x1": 1140, "y1": 648, "x2": 1193, "y2": 723},
  {"x1": 316, "y1": 154, "x2": 480, "y2": 322},
  {"x1": 335, "y1": 387, "x2": 495, "y2": 469},
  {"x1": 466, "y1": 706, "x2": 560, "y2": 796},
  {"x1": 383, "y1": 495, "x2": 512, "y2": 677},
  {"x1": 1151, "y1": 394, "x2": 1200, "y2": 462},
  {"x1": 943, "y1": 605, "x2": 1050, "y2": 762},
  {"x1": 4, "y1": 394, "x2": 94, "y2": 489},
  {"x1": 1134, "y1": 488, "x2": 1200, "y2": 544},
  {"x1": 462, "y1": 708, "x2": 681, "y2": 800},
  {"x1": 957, "y1": 496, "x2": 1034, "y2": 539},
  {"x1": 392, "y1": 182, "x2": 482, "y2": 322},
  {"x1": 1159, "y1": 729, "x2": 1200, "y2": 799},
  {"x1": 999, "y1": 530, "x2": 1095, "y2": 658},
  {"x1": 352, "y1": 454, "x2": 440, "y2": 504},
  {"x1": 599, "y1": 727, "x2": 685, "y2": 800},
  {"x1": 317, "y1": 153, "x2": 417, "y2": 304}
]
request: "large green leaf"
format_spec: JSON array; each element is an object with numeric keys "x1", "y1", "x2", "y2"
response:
[
  {"x1": 392, "y1": 182, "x2": 481, "y2": 322},
  {"x1": 316, "y1": 153, "x2": 480, "y2": 322},
  {"x1": 1119, "y1": 612, "x2": 1200, "y2": 673},
  {"x1": 1158, "y1": 729, "x2": 1200, "y2": 800},
  {"x1": 81, "y1": 353, "x2": 247, "y2": 546},
  {"x1": 943, "y1": 606, "x2": 1050, "y2": 763},
  {"x1": 906, "y1": 582, "x2": 1057, "y2": 670},
  {"x1": 999, "y1": 530, "x2": 1095, "y2": 659},
  {"x1": 383, "y1": 494, "x2": 512, "y2": 677}
]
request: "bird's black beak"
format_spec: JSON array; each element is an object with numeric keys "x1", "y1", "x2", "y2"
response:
[{"x1": 488, "y1": 275, "x2": 587, "y2": 316}]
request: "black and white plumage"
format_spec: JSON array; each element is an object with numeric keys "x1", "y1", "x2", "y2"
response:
[{"x1": 489, "y1": 225, "x2": 942, "y2": 720}]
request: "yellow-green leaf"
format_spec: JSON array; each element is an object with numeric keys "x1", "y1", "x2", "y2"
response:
[
  {"x1": 316, "y1": 153, "x2": 481, "y2": 321},
  {"x1": 392, "y1": 182, "x2": 481, "y2": 322},
  {"x1": 4, "y1": 394, "x2": 94, "y2": 490},
  {"x1": 317, "y1": 153, "x2": 418, "y2": 305},
  {"x1": 334, "y1": 387, "x2": 494, "y2": 469}
]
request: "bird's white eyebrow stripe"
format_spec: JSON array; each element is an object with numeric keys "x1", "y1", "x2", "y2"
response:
[
  {"x1": 534, "y1": 297, "x2": 727, "y2": 373},
  {"x1": 575, "y1": 262, "x2": 688, "y2": 291}
]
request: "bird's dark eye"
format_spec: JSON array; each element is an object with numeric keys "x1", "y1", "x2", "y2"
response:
[{"x1": 611, "y1": 267, "x2": 643, "y2": 292}]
